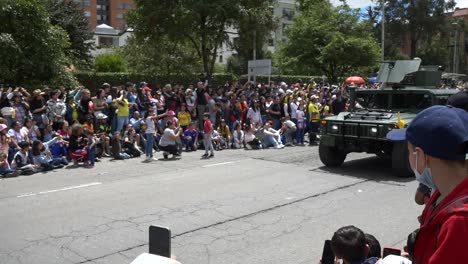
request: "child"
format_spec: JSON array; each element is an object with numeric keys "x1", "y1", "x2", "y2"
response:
[
  {"x1": 295, "y1": 103, "x2": 306, "y2": 146},
  {"x1": 183, "y1": 122, "x2": 198, "y2": 152},
  {"x1": 12, "y1": 141, "x2": 38, "y2": 175},
  {"x1": 177, "y1": 104, "x2": 191, "y2": 131},
  {"x1": 84, "y1": 129, "x2": 97, "y2": 168},
  {"x1": 144, "y1": 109, "x2": 158, "y2": 161},
  {"x1": 111, "y1": 132, "x2": 131, "y2": 160},
  {"x1": 31, "y1": 136, "x2": 68, "y2": 171},
  {"x1": 0, "y1": 152, "x2": 19, "y2": 177},
  {"x1": 202, "y1": 112, "x2": 214, "y2": 158}
]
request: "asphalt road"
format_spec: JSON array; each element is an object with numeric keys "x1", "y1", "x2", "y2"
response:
[{"x1": 0, "y1": 146, "x2": 421, "y2": 264}]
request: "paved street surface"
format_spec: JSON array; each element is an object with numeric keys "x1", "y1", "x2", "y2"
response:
[{"x1": 0, "y1": 146, "x2": 421, "y2": 264}]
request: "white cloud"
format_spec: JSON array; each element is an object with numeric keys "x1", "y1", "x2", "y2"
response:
[{"x1": 456, "y1": 0, "x2": 468, "y2": 8}]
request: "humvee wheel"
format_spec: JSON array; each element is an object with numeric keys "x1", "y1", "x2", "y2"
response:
[
  {"x1": 391, "y1": 142, "x2": 413, "y2": 177},
  {"x1": 319, "y1": 141, "x2": 347, "y2": 167}
]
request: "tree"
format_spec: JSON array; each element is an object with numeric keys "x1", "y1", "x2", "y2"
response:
[
  {"x1": 41, "y1": 0, "x2": 94, "y2": 69},
  {"x1": 0, "y1": 0, "x2": 72, "y2": 86},
  {"x1": 127, "y1": 0, "x2": 276, "y2": 79},
  {"x1": 95, "y1": 51, "x2": 127, "y2": 73},
  {"x1": 282, "y1": 1, "x2": 380, "y2": 83},
  {"x1": 123, "y1": 36, "x2": 202, "y2": 76}
]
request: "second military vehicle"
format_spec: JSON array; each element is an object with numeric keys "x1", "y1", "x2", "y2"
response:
[{"x1": 318, "y1": 59, "x2": 459, "y2": 177}]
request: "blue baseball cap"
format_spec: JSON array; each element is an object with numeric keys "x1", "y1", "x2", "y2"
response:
[{"x1": 386, "y1": 105, "x2": 468, "y2": 161}]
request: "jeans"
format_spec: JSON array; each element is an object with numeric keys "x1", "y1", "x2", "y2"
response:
[
  {"x1": 296, "y1": 120, "x2": 305, "y2": 144},
  {"x1": 0, "y1": 167, "x2": 15, "y2": 175},
  {"x1": 88, "y1": 146, "x2": 96, "y2": 165},
  {"x1": 272, "y1": 119, "x2": 281, "y2": 130},
  {"x1": 203, "y1": 134, "x2": 214, "y2": 155},
  {"x1": 263, "y1": 135, "x2": 281, "y2": 148},
  {"x1": 145, "y1": 133, "x2": 154, "y2": 158},
  {"x1": 284, "y1": 127, "x2": 297, "y2": 144},
  {"x1": 116, "y1": 116, "x2": 129, "y2": 133}
]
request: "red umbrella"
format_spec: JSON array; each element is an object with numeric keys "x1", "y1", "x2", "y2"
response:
[{"x1": 345, "y1": 76, "x2": 365, "y2": 84}]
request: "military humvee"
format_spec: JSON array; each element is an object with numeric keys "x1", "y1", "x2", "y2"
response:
[{"x1": 318, "y1": 59, "x2": 459, "y2": 177}]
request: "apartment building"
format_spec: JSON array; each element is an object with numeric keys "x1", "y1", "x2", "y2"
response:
[{"x1": 73, "y1": 0, "x2": 133, "y2": 32}]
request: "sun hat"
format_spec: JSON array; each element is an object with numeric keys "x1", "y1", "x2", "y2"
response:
[{"x1": 386, "y1": 105, "x2": 468, "y2": 160}]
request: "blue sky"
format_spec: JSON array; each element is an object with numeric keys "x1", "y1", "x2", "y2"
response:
[{"x1": 331, "y1": 0, "x2": 468, "y2": 9}]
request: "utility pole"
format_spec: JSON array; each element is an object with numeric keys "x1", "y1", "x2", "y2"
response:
[
  {"x1": 453, "y1": 23, "x2": 458, "y2": 73},
  {"x1": 381, "y1": 0, "x2": 385, "y2": 61}
]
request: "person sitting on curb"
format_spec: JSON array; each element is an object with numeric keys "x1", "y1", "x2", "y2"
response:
[{"x1": 386, "y1": 105, "x2": 468, "y2": 264}]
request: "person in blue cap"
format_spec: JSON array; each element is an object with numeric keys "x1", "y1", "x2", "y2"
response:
[{"x1": 386, "y1": 105, "x2": 468, "y2": 264}]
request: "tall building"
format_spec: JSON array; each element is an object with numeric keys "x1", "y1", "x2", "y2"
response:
[{"x1": 73, "y1": 0, "x2": 133, "y2": 32}]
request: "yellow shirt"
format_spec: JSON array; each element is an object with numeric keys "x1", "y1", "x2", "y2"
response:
[
  {"x1": 178, "y1": 111, "x2": 191, "y2": 127},
  {"x1": 308, "y1": 103, "x2": 320, "y2": 122},
  {"x1": 115, "y1": 99, "x2": 129, "y2": 117}
]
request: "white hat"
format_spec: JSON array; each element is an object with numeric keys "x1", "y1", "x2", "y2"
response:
[
  {"x1": 96, "y1": 113, "x2": 108, "y2": 120},
  {"x1": 280, "y1": 82, "x2": 287, "y2": 86},
  {"x1": 332, "y1": 95, "x2": 337, "y2": 100},
  {"x1": 381, "y1": 255, "x2": 412, "y2": 264}
]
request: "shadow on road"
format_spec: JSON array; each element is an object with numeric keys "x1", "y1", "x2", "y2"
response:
[{"x1": 314, "y1": 156, "x2": 414, "y2": 184}]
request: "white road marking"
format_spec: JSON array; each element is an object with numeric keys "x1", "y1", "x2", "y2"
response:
[
  {"x1": 17, "y1": 182, "x2": 102, "y2": 198},
  {"x1": 202, "y1": 161, "x2": 238, "y2": 168},
  {"x1": 285, "y1": 196, "x2": 295, "y2": 200}
]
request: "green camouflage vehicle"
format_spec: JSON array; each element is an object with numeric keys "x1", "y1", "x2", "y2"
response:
[{"x1": 318, "y1": 60, "x2": 459, "y2": 177}]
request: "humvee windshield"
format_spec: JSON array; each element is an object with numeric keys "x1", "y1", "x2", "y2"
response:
[{"x1": 356, "y1": 92, "x2": 432, "y2": 111}]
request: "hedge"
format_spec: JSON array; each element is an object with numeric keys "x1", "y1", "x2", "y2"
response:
[
  {"x1": 74, "y1": 72, "x2": 238, "y2": 92},
  {"x1": 74, "y1": 72, "x2": 321, "y2": 93}
]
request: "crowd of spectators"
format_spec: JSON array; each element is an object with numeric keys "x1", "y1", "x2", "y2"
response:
[{"x1": 0, "y1": 79, "x2": 360, "y2": 176}]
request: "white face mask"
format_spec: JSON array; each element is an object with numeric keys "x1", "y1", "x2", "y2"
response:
[{"x1": 413, "y1": 151, "x2": 436, "y2": 190}]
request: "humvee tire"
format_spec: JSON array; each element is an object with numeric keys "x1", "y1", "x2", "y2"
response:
[
  {"x1": 391, "y1": 142, "x2": 413, "y2": 177},
  {"x1": 319, "y1": 141, "x2": 347, "y2": 167}
]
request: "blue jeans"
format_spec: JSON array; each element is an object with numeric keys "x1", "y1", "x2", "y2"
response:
[
  {"x1": 264, "y1": 135, "x2": 281, "y2": 148},
  {"x1": 88, "y1": 146, "x2": 96, "y2": 165},
  {"x1": 116, "y1": 116, "x2": 129, "y2": 133},
  {"x1": 145, "y1": 133, "x2": 154, "y2": 158},
  {"x1": 0, "y1": 167, "x2": 15, "y2": 175},
  {"x1": 203, "y1": 134, "x2": 214, "y2": 155}
]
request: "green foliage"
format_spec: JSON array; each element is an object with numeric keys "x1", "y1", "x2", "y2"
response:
[
  {"x1": 42, "y1": 0, "x2": 94, "y2": 69},
  {"x1": 75, "y1": 72, "x2": 237, "y2": 93},
  {"x1": 281, "y1": 2, "x2": 380, "y2": 83},
  {"x1": 127, "y1": 0, "x2": 276, "y2": 78},
  {"x1": 0, "y1": 0, "x2": 71, "y2": 85},
  {"x1": 94, "y1": 52, "x2": 127, "y2": 73},
  {"x1": 123, "y1": 36, "x2": 202, "y2": 76}
]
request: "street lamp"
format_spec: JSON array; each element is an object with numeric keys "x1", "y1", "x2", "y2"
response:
[{"x1": 452, "y1": 22, "x2": 459, "y2": 73}]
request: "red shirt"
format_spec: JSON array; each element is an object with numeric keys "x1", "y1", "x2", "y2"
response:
[
  {"x1": 414, "y1": 177, "x2": 468, "y2": 264},
  {"x1": 203, "y1": 119, "x2": 212, "y2": 135}
]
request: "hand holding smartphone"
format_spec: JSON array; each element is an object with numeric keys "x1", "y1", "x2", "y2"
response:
[{"x1": 149, "y1": 225, "x2": 171, "y2": 258}]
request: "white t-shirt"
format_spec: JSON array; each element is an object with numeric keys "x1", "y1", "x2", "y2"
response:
[
  {"x1": 296, "y1": 110, "x2": 305, "y2": 121},
  {"x1": 145, "y1": 117, "x2": 156, "y2": 134},
  {"x1": 8, "y1": 128, "x2": 27, "y2": 143},
  {"x1": 290, "y1": 102, "x2": 298, "y2": 119},
  {"x1": 159, "y1": 128, "x2": 176, "y2": 147}
]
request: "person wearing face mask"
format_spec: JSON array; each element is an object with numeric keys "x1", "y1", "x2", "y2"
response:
[{"x1": 386, "y1": 105, "x2": 468, "y2": 264}]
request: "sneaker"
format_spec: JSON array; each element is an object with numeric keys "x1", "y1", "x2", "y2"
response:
[
  {"x1": 86, "y1": 164, "x2": 94, "y2": 169},
  {"x1": 274, "y1": 145, "x2": 282, "y2": 149},
  {"x1": 102, "y1": 152, "x2": 111, "y2": 157},
  {"x1": 163, "y1": 153, "x2": 169, "y2": 159},
  {"x1": 174, "y1": 153, "x2": 181, "y2": 157},
  {"x1": 144, "y1": 157, "x2": 152, "y2": 162},
  {"x1": 209, "y1": 153, "x2": 214, "y2": 158},
  {"x1": 202, "y1": 154, "x2": 209, "y2": 158},
  {"x1": 152, "y1": 157, "x2": 159, "y2": 161}
]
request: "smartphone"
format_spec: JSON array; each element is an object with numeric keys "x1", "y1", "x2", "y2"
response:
[
  {"x1": 321, "y1": 240, "x2": 335, "y2": 264},
  {"x1": 149, "y1": 225, "x2": 171, "y2": 258},
  {"x1": 382, "y1": 247, "x2": 401, "y2": 258}
]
